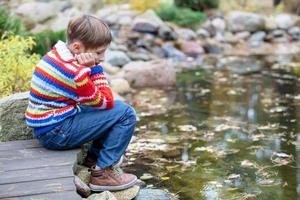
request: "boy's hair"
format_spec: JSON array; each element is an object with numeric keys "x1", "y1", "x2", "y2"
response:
[{"x1": 67, "y1": 15, "x2": 112, "y2": 49}]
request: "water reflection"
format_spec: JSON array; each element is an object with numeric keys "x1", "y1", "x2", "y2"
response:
[{"x1": 129, "y1": 68, "x2": 300, "y2": 200}]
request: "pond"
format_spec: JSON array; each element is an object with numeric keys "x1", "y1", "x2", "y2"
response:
[{"x1": 125, "y1": 67, "x2": 300, "y2": 200}]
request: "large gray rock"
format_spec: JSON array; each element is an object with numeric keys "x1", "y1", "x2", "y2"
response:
[
  {"x1": 110, "y1": 78, "x2": 132, "y2": 94},
  {"x1": 122, "y1": 60, "x2": 176, "y2": 87},
  {"x1": 105, "y1": 50, "x2": 131, "y2": 67},
  {"x1": 227, "y1": 12, "x2": 265, "y2": 32},
  {"x1": 0, "y1": 92, "x2": 33, "y2": 142},
  {"x1": 217, "y1": 56, "x2": 262, "y2": 74},
  {"x1": 87, "y1": 192, "x2": 116, "y2": 200},
  {"x1": 132, "y1": 10, "x2": 164, "y2": 33},
  {"x1": 135, "y1": 189, "x2": 176, "y2": 200},
  {"x1": 162, "y1": 43, "x2": 186, "y2": 61},
  {"x1": 15, "y1": 1, "x2": 66, "y2": 29},
  {"x1": 275, "y1": 14, "x2": 296, "y2": 30},
  {"x1": 179, "y1": 41, "x2": 204, "y2": 57}
]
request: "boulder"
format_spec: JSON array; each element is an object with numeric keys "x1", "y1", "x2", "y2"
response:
[
  {"x1": 105, "y1": 50, "x2": 131, "y2": 67},
  {"x1": 112, "y1": 185, "x2": 140, "y2": 200},
  {"x1": 176, "y1": 28, "x2": 197, "y2": 41},
  {"x1": 162, "y1": 43, "x2": 186, "y2": 61},
  {"x1": 0, "y1": 92, "x2": 32, "y2": 142},
  {"x1": 158, "y1": 25, "x2": 178, "y2": 40},
  {"x1": 15, "y1": 1, "x2": 66, "y2": 29},
  {"x1": 87, "y1": 192, "x2": 116, "y2": 200},
  {"x1": 135, "y1": 189, "x2": 176, "y2": 200},
  {"x1": 227, "y1": 11, "x2": 265, "y2": 32},
  {"x1": 275, "y1": 14, "x2": 296, "y2": 30},
  {"x1": 179, "y1": 41, "x2": 204, "y2": 57},
  {"x1": 132, "y1": 10, "x2": 164, "y2": 33},
  {"x1": 110, "y1": 78, "x2": 132, "y2": 94},
  {"x1": 122, "y1": 60, "x2": 176, "y2": 87}
]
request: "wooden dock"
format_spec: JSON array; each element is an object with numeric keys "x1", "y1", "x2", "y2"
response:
[{"x1": 0, "y1": 140, "x2": 81, "y2": 199}]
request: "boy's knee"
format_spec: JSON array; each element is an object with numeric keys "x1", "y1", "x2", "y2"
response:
[{"x1": 114, "y1": 100, "x2": 137, "y2": 124}]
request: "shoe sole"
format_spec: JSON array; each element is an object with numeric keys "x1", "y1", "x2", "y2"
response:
[{"x1": 89, "y1": 177, "x2": 138, "y2": 191}]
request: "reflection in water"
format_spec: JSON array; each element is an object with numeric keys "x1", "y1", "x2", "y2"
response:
[{"x1": 130, "y1": 68, "x2": 300, "y2": 200}]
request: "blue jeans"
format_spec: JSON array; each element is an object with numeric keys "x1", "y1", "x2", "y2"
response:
[{"x1": 37, "y1": 100, "x2": 137, "y2": 169}]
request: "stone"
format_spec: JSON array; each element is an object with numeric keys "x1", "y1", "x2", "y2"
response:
[
  {"x1": 102, "y1": 62, "x2": 121, "y2": 75},
  {"x1": 176, "y1": 28, "x2": 197, "y2": 41},
  {"x1": 105, "y1": 50, "x2": 131, "y2": 67},
  {"x1": 110, "y1": 78, "x2": 131, "y2": 94},
  {"x1": 248, "y1": 31, "x2": 266, "y2": 47},
  {"x1": 112, "y1": 185, "x2": 140, "y2": 200},
  {"x1": 211, "y1": 17, "x2": 226, "y2": 34},
  {"x1": 14, "y1": 1, "x2": 65, "y2": 29},
  {"x1": 288, "y1": 26, "x2": 300, "y2": 40},
  {"x1": 135, "y1": 189, "x2": 175, "y2": 200},
  {"x1": 264, "y1": 16, "x2": 277, "y2": 31},
  {"x1": 179, "y1": 41, "x2": 204, "y2": 57},
  {"x1": 70, "y1": 0, "x2": 102, "y2": 13},
  {"x1": 127, "y1": 52, "x2": 151, "y2": 61},
  {"x1": 50, "y1": 8, "x2": 82, "y2": 32},
  {"x1": 0, "y1": 92, "x2": 33, "y2": 142},
  {"x1": 227, "y1": 11, "x2": 265, "y2": 32},
  {"x1": 275, "y1": 14, "x2": 296, "y2": 30},
  {"x1": 74, "y1": 175, "x2": 91, "y2": 198},
  {"x1": 158, "y1": 25, "x2": 178, "y2": 40},
  {"x1": 151, "y1": 46, "x2": 166, "y2": 58},
  {"x1": 217, "y1": 56, "x2": 262, "y2": 75},
  {"x1": 202, "y1": 42, "x2": 223, "y2": 54},
  {"x1": 76, "y1": 165, "x2": 90, "y2": 184},
  {"x1": 235, "y1": 31, "x2": 251, "y2": 41},
  {"x1": 87, "y1": 192, "x2": 117, "y2": 200},
  {"x1": 132, "y1": 10, "x2": 164, "y2": 34},
  {"x1": 162, "y1": 43, "x2": 186, "y2": 61},
  {"x1": 122, "y1": 60, "x2": 176, "y2": 87},
  {"x1": 196, "y1": 28, "x2": 211, "y2": 39},
  {"x1": 271, "y1": 29, "x2": 286, "y2": 38}
]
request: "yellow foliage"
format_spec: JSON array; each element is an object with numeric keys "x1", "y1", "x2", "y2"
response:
[
  {"x1": 0, "y1": 35, "x2": 40, "y2": 98},
  {"x1": 130, "y1": 0, "x2": 160, "y2": 12}
]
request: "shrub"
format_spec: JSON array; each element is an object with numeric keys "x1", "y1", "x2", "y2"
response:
[
  {"x1": 174, "y1": 0, "x2": 219, "y2": 11},
  {"x1": 130, "y1": 0, "x2": 160, "y2": 12},
  {"x1": 0, "y1": 6, "x2": 27, "y2": 37},
  {"x1": 0, "y1": 36, "x2": 40, "y2": 98},
  {"x1": 31, "y1": 30, "x2": 66, "y2": 55},
  {"x1": 156, "y1": 4, "x2": 207, "y2": 28}
]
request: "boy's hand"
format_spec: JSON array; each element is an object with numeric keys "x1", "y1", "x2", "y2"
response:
[{"x1": 75, "y1": 53, "x2": 96, "y2": 68}]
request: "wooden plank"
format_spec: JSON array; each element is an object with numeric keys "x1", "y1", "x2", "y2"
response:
[
  {"x1": 0, "y1": 177, "x2": 77, "y2": 199},
  {"x1": 0, "y1": 152, "x2": 79, "y2": 171},
  {"x1": 0, "y1": 165, "x2": 74, "y2": 185},
  {"x1": 4, "y1": 191, "x2": 81, "y2": 200},
  {"x1": 0, "y1": 140, "x2": 42, "y2": 151},
  {"x1": 0, "y1": 147, "x2": 80, "y2": 161}
]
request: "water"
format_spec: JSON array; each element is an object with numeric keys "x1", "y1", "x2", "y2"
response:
[{"x1": 126, "y1": 68, "x2": 300, "y2": 200}]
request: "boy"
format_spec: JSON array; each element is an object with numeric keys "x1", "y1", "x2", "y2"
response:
[{"x1": 25, "y1": 15, "x2": 137, "y2": 191}]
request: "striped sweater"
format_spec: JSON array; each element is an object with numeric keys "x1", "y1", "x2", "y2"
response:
[{"x1": 25, "y1": 41, "x2": 114, "y2": 135}]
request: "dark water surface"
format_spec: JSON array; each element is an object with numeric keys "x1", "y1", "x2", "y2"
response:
[{"x1": 129, "y1": 68, "x2": 300, "y2": 200}]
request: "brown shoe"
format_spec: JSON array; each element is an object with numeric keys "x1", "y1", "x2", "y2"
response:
[{"x1": 89, "y1": 167, "x2": 137, "y2": 191}]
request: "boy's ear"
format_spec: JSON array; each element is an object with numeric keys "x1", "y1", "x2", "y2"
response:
[{"x1": 69, "y1": 41, "x2": 84, "y2": 55}]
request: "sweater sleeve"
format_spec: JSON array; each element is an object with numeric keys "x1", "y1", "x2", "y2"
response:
[{"x1": 74, "y1": 66, "x2": 114, "y2": 109}]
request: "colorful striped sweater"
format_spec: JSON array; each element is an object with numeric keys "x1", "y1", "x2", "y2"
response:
[{"x1": 25, "y1": 41, "x2": 114, "y2": 135}]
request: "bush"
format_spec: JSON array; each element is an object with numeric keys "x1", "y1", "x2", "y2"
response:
[
  {"x1": 130, "y1": 0, "x2": 160, "y2": 12},
  {"x1": 32, "y1": 30, "x2": 66, "y2": 55},
  {"x1": 174, "y1": 0, "x2": 219, "y2": 11},
  {"x1": 0, "y1": 36, "x2": 40, "y2": 98},
  {"x1": 0, "y1": 6, "x2": 27, "y2": 37},
  {"x1": 156, "y1": 4, "x2": 207, "y2": 28}
]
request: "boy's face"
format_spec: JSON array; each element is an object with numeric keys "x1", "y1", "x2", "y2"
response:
[{"x1": 69, "y1": 41, "x2": 108, "y2": 65}]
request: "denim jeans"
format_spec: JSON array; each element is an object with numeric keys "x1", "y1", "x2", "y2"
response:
[{"x1": 37, "y1": 100, "x2": 137, "y2": 169}]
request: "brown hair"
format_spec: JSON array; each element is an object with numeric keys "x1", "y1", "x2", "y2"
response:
[{"x1": 67, "y1": 15, "x2": 112, "y2": 49}]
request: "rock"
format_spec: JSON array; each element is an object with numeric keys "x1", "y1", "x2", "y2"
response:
[
  {"x1": 211, "y1": 17, "x2": 226, "y2": 34},
  {"x1": 227, "y1": 11, "x2": 265, "y2": 32},
  {"x1": 275, "y1": 14, "x2": 296, "y2": 30},
  {"x1": 135, "y1": 179, "x2": 147, "y2": 189},
  {"x1": 50, "y1": 8, "x2": 82, "y2": 32},
  {"x1": 271, "y1": 29, "x2": 286, "y2": 38},
  {"x1": 102, "y1": 62, "x2": 120, "y2": 75},
  {"x1": 122, "y1": 60, "x2": 176, "y2": 87},
  {"x1": 140, "y1": 173, "x2": 154, "y2": 180},
  {"x1": 162, "y1": 43, "x2": 186, "y2": 61},
  {"x1": 202, "y1": 42, "x2": 223, "y2": 54},
  {"x1": 127, "y1": 52, "x2": 151, "y2": 61},
  {"x1": 70, "y1": 0, "x2": 102, "y2": 13},
  {"x1": 113, "y1": 91, "x2": 125, "y2": 102},
  {"x1": 87, "y1": 192, "x2": 117, "y2": 200},
  {"x1": 151, "y1": 46, "x2": 166, "y2": 58},
  {"x1": 110, "y1": 78, "x2": 131, "y2": 94},
  {"x1": 288, "y1": 26, "x2": 300, "y2": 40},
  {"x1": 264, "y1": 16, "x2": 277, "y2": 31},
  {"x1": 176, "y1": 28, "x2": 197, "y2": 41},
  {"x1": 235, "y1": 31, "x2": 251, "y2": 41},
  {"x1": 132, "y1": 10, "x2": 164, "y2": 34},
  {"x1": 217, "y1": 56, "x2": 262, "y2": 75},
  {"x1": 105, "y1": 50, "x2": 131, "y2": 67},
  {"x1": 76, "y1": 165, "x2": 90, "y2": 184},
  {"x1": 0, "y1": 92, "x2": 33, "y2": 142},
  {"x1": 248, "y1": 31, "x2": 266, "y2": 47},
  {"x1": 158, "y1": 25, "x2": 178, "y2": 40},
  {"x1": 15, "y1": 2, "x2": 66, "y2": 29},
  {"x1": 74, "y1": 175, "x2": 91, "y2": 198},
  {"x1": 196, "y1": 28, "x2": 211, "y2": 39},
  {"x1": 179, "y1": 41, "x2": 204, "y2": 57},
  {"x1": 112, "y1": 185, "x2": 140, "y2": 200},
  {"x1": 135, "y1": 189, "x2": 175, "y2": 200}
]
